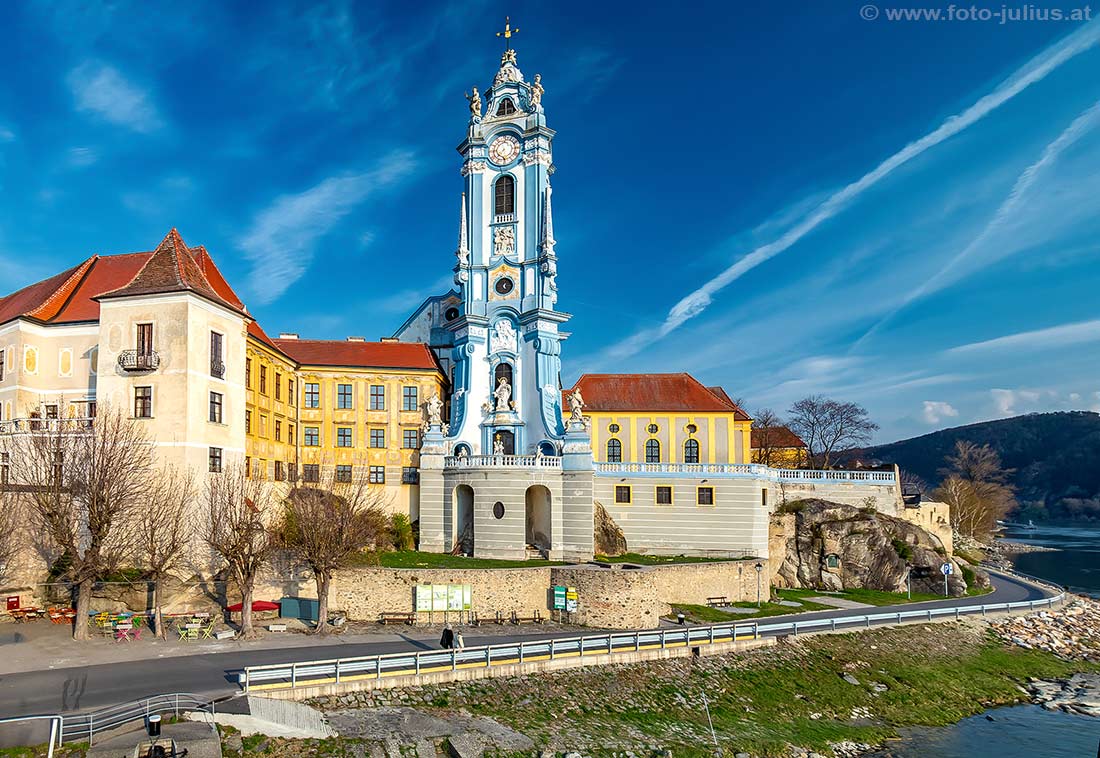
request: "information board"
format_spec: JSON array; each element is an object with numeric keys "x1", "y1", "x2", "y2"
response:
[
  {"x1": 552, "y1": 585, "x2": 566, "y2": 610},
  {"x1": 415, "y1": 584, "x2": 473, "y2": 613}
]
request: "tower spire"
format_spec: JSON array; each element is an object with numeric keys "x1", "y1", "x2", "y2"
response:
[
  {"x1": 496, "y1": 16, "x2": 519, "y2": 50},
  {"x1": 455, "y1": 192, "x2": 469, "y2": 266}
]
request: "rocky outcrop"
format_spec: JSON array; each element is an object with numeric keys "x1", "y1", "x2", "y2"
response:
[
  {"x1": 769, "y1": 500, "x2": 975, "y2": 595},
  {"x1": 593, "y1": 500, "x2": 628, "y2": 556}
]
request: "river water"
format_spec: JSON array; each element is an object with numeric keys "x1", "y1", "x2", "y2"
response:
[
  {"x1": 1001, "y1": 523, "x2": 1100, "y2": 598},
  {"x1": 867, "y1": 523, "x2": 1100, "y2": 757}
]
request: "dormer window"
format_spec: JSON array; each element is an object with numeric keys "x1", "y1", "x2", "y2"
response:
[{"x1": 496, "y1": 98, "x2": 517, "y2": 116}]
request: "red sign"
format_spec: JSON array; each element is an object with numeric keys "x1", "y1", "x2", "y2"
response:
[{"x1": 6, "y1": 596, "x2": 20, "y2": 611}]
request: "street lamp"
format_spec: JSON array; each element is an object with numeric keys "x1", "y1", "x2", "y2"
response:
[{"x1": 754, "y1": 562, "x2": 764, "y2": 608}]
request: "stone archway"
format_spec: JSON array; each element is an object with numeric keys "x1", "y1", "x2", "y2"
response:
[
  {"x1": 455, "y1": 485, "x2": 474, "y2": 555},
  {"x1": 525, "y1": 485, "x2": 552, "y2": 556}
]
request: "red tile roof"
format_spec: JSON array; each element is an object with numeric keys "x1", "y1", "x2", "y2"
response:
[
  {"x1": 97, "y1": 229, "x2": 246, "y2": 316},
  {"x1": 565, "y1": 373, "x2": 749, "y2": 415},
  {"x1": 705, "y1": 386, "x2": 751, "y2": 421},
  {"x1": 751, "y1": 425, "x2": 807, "y2": 449},
  {"x1": 0, "y1": 229, "x2": 248, "y2": 326},
  {"x1": 273, "y1": 338, "x2": 443, "y2": 372}
]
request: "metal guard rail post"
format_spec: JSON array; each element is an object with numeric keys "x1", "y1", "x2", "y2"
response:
[{"x1": 240, "y1": 590, "x2": 1065, "y2": 693}]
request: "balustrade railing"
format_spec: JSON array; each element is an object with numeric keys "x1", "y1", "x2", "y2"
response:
[
  {"x1": 445, "y1": 454, "x2": 562, "y2": 469},
  {"x1": 593, "y1": 462, "x2": 897, "y2": 484}
]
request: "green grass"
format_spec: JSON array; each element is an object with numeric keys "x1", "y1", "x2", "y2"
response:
[
  {"x1": 399, "y1": 623, "x2": 1099, "y2": 757},
  {"x1": 595, "y1": 553, "x2": 757, "y2": 565},
  {"x1": 349, "y1": 550, "x2": 565, "y2": 569},
  {"x1": 670, "y1": 596, "x2": 833, "y2": 622},
  {"x1": 775, "y1": 583, "x2": 992, "y2": 607}
]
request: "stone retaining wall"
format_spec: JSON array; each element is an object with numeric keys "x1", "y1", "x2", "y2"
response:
[{"x1": 252, "y1": 559, "x2": 768, "y2": 630}]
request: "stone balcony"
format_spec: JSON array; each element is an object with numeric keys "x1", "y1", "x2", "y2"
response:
[
  {"x1": 0, "y1": 417, "x2": 94, "y2": 435},
  {"x1": 594, "y1": 462, "x2": 897, "y2": 484}
]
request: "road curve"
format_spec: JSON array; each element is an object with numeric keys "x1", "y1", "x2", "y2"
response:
[{"x1": 0, "y1": 568, "x2": 1057, "y2": 720}]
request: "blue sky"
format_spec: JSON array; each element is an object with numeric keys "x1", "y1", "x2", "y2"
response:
[{"x1": 1, "y1": 1, "x2": 1098, "y2": 443}]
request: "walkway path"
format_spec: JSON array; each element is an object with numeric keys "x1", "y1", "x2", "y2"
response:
[{"x1": 0, "y1": 569, "x2": 1053, "y2": 720}]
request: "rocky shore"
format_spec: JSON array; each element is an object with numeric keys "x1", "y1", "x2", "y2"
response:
[
  {"x1": 1027, "y1": 673, "x2": 1100, "y2": 718},
  {"x1": 990, "y1": 595, "x2": 1100, "y2": 662}
]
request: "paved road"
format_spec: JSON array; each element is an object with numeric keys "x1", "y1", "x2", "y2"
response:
[{"x1": 0, "y1": 569, "x2": 1054, "y2": 720}]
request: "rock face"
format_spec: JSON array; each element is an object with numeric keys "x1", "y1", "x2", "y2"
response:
[
  {"x1": 769, "y1": 500, "x2": 972, "y2": 595},
  {"x1": 593, "y1": 500, "x2": 628, "y2": 556}
]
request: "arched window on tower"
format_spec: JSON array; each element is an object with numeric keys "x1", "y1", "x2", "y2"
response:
[
  {"x1": 645, "y1": 439, "x2": 661, "y2": 463},
  {"x1": 606, "y1": 438, "x2": 622, "y2": 463},
  {"x1": 684, "y1": 438, "x2": 700, "y2": 464},
  {"x1": 496, "y1": 99, "x2": 517, "y2": 116},
  {"x1": 494, "y1": 175, "x2": 515, "y2": 219},
  {"x1": 494, "y1": 362, "x2": 513, "y2": 391}
]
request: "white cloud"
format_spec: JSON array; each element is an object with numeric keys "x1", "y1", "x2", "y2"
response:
[
  {"x1": 922, "y1": 400, "x2": 959, "y2": 424},
  {"x1": 0, "y1": 125, "x2": 15, "y2": 142},
  {"x1": 239, "y1": 150, "x2": 418, "y2": 304},
  {"x1": 948, "y1": 318, "x2": 1100, "y2": 355},
  {"x1": 68, "y1": 146, "x2": 99, "y2": 167},
  {"x1": 603, "y1": 17, "x2": 1100, "y2": 361},
  {"x1": 67, "y1": 62, "x2": 162, "y2": 133}
]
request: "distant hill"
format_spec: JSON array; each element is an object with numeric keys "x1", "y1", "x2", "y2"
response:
[{"x1": 861, "y1": 412, "x2": 1100, "y2": 523}]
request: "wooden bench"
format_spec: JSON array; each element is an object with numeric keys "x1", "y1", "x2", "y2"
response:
[
  {"x1": 378, "y1": 612, "x2": 416, "y2": 625},
  {"x1": 511, "y1": 610, "x2": 545, "y2": 625},
  {"x1": 706, "y1": 596, "x2": 729, "y2": 608}
]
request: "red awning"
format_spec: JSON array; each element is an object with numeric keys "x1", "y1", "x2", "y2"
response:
[{"x1": 226, "y1": 600, "x2": 281, "y2": 612}]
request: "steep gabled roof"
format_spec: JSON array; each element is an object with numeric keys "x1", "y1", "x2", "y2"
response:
[
  {"x1": 705, "y1": 386, "x2": 752, "y2": 421},
  {"x1": 273, "y1": 338, "x2": 444, "y2": 373},
  {"x1": 96, "y1": 229, "x2": 246, "y2": 316},
  {"x1": 564, "y1": 373, "x2": 748, "y2": 415}
]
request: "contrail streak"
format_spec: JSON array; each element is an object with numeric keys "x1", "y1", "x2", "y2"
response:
[{"x1": 603, "y1": 18, "x2": 1100, "y2": 362}]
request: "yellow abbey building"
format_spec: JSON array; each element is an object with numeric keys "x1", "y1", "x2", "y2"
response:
[{"x1": 244, "y1": 325, "x2": 446, "y2": 517}]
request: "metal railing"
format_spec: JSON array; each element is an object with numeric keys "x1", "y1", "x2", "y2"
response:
[
  {"x1": 240, "y1": 589, "x2": 1064, "y2": 693},
  {"x1": 0, "y1": 693, "x2": 217, "y2": 751},
  {"x1": 445, "y1": 454, "x2": 562, "y2": 469},
  {"x1": 210, "y1": 358, "x2": 226, "y2": 379},
  {"x1": 117, "y1": 349, "x2": 160, "y2": 372},
  {"x1": 0, "y1": 417, "x2": 94, "y2": 435},
  {"x1": 65, "y1": 693, "x2": 216, "y2": 745},
  {"x1": 594, "y1": 462, "x2": 897, "y2": 484}
]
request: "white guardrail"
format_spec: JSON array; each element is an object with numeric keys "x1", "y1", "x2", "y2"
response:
[
  {"x1": 0, "y1": 693, "x2": 217, "y2": 751},
  {"x1": 240, "y1": 590, "x2": 1065, "y2": 693}
]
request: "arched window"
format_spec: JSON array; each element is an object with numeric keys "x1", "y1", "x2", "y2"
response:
[
  {"x1": 684, "y1": 438, "x2": 700, "y2": 464},
  {"x1": 494, "y1": 175, "x2": 515, "y2": 216},
  {"x1": 496, "y1": 99, "x2": 517, "y2": 116},
  {"x1": 645, "y1": 439, "x2": 661, "y2": 463},
  {"x1": 494, "y1": 362, "x2": 513, "y2": 389},
  {"x1": 606, "y1": 438, "x2": 622, "y2": 463}
]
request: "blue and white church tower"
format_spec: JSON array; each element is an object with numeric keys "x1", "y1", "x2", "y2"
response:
[
  {"x1": 397, "y1": 42, "x2": 594, "y2": 562},
  {"x1": 448, "y1": 46, "x2": 567, "y2": 458}
]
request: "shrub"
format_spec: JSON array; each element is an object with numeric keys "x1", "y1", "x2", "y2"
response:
[
  {"x1": 891, "y1": 538, "x2": 913, "y2": 561},
  {"x1": 390, "y1": 513, "x2": 415, "y2": 551}
]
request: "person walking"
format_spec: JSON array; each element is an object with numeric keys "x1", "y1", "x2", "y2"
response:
[
  {"x1": 440, "y1": 624, "x2": 454, "y2": 649},
  {"x1": 454, "y1": 629, "x2": 465, "y2": 650}
]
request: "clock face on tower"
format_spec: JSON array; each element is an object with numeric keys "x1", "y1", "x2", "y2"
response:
[{"x1": 488, "y1": 135, "x2": 520, "y2": 165}]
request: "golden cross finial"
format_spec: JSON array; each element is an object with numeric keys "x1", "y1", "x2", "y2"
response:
[{"x1": 496, "y1": 16, "x2": 519, "y2": 50}]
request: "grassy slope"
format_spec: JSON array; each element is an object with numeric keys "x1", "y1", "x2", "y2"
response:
[{"x1": 404, "y1": 623, "x2": 1096, "y2": 757}]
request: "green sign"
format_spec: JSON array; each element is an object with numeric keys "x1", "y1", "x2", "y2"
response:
[
  {"x1": 416, "y1": 584, "x2": 473, "y2": 612},
  {"x1": 552, "y1": 585, "x2": 566, "y2": 610}
]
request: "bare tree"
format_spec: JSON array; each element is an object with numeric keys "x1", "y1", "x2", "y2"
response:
[
  {"x1": 934, "y1": 441, "x2": 1016, "y2": 540},
  {"x1": 0, "y1": 461, "x2": 23, "y2": 586},
  {"x1": 203, "y1": 462, "x2": 275, "y2": 639},
  {"x1": 276, "y1": 465, "x2": 389, "y2": 635},
  {"x1": 787, "y1": 395, "x2": 878, "y2": 469},
  {"x1": 751, "y1": 408, "x2": 783, "y2": 467},
  {"x1": 1, "y1": 407, "x2": 150, "y2": 640},
  {"x1": 134, "y1": 465, "x2": 196, "y2": 639}
]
